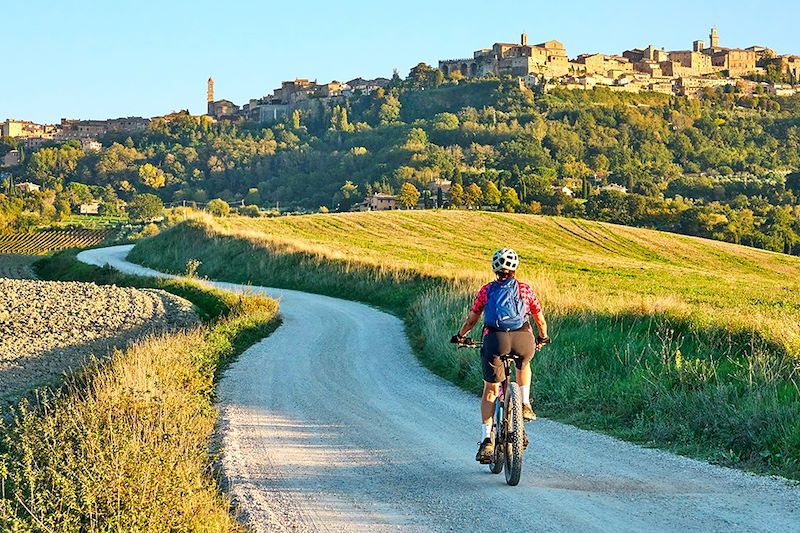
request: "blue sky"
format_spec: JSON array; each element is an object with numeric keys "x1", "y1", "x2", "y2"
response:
[{"x1": 2, "y1": 0, "x2": 796, "y2": 123}]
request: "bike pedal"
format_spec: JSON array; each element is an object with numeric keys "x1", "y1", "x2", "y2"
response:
[{"x1": 479, "y1": 458, "x2": 493, "y2": 464}]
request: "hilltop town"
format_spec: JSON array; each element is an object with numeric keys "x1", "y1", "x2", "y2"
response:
[
  {"x1": 439, "y1": 27, "x2": 799, "y2": 97},
  {"x1": 2, "y1": 26, "x2": 799, "y2": 156}
]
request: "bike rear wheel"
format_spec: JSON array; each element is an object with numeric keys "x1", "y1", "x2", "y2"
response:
[
  {"x1": 489, "y1": 398, "x2": 504, "y2": 474},
  {"x1": 504, "y1": 382, "x2": 524, "y2": 486}
]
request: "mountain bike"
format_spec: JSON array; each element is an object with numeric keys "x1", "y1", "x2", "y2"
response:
[{"x1": 457, "y1": 338, "x2": 530, "y2": 486}]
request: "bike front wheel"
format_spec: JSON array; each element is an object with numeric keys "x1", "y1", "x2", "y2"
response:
[{"x1": 503, "y1": 382, "x2": 524, "y2": 486}]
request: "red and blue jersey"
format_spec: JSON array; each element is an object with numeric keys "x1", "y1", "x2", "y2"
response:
[{"x1": 471, "y1": 279, "x2": 542, "y2": 334}]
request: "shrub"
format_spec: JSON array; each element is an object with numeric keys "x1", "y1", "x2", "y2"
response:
[{"x1": 207, "y1": 199, "x2": 230, "y2": 217}]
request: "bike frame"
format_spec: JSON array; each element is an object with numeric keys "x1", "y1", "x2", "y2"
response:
[{"x1": 458, "y1": 337, "x2": 539, "y2": 486}]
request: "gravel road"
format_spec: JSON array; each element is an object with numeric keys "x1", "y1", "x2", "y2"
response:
[
  {"x1": 80, "y1": 245, "x2": 800, "y2": 533},
  {"x1": 0, "y1": 275, "x2": 197, "y2": 401}
]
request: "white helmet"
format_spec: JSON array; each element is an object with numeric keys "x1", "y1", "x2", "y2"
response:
[{"x1": 492, "y1": 248, "x2": 519, "y2": 273}]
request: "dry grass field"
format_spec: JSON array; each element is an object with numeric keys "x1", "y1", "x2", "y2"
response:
[{"x1": 130, "y1": 211, "x2": 800, "y2": 478}]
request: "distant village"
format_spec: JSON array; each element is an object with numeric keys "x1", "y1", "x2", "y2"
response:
[
  {"x1": 439, "y1": 27, "x2": 799, "y2": 97},
  {"x1": 3, "y1": 26, "x2": 800, "y2": 172}
]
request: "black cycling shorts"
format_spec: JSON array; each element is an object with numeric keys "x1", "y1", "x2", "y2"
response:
[{"x1": 480, "y1": 325, "x2": 536, "y2": 383}]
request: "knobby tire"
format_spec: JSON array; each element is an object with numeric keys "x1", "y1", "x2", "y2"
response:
[{"x1": 504, "y1": 382, "x2": 524, "y2": 486}]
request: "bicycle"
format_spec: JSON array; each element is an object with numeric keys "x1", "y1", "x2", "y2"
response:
[{"x1": 457, "y1": 337, "x2": 542, "y2": 486}]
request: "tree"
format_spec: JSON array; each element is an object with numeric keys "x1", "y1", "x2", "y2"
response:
[
  {"x1": 433, "y1": 112, "x2": 459, "y2": 130},
  {"x1": 407, "y1": 62, "x2": 444, "y2": 89},
  {"x1": 337, "y1": 180, "x2": 359, "y2": 211},
  {"x1": 330, "y1": 105, "x2": 353, "y2": 132},
  {"x1": 138, "y1": 163, "x2": 166, "y2": 188},
  {"x1": 398, "y1": 182, "x2": 420, "y2": 209},
  {"x1": 379, "y1": 94, "x2": 401, "y2": 125},
  {"x1": 402, "y1": 128, "x2": 428, "y2": 151},
  {"x1": 483, "y1": 181, "x2": 501, "y2": 206},
  {"x1": 465, "y1": 183, "x2": 483, "y2": 208},
  {"x1": 207, "y1": 198, "x2": 231, "y2": 217},
  {"x1": 500, "y1": 186, "x2": 521, "y2": 212},
  {"x1": 448, "y1": 183, "x2": 465, "y2": 207},
  {"x1": 127, "y1": 193, "x2": 163, "y2": 221},
  {"x1": 245, "y1": 187, "x2": 262, "y2": 205}
]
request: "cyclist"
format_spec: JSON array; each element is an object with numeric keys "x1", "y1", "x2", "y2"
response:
[{"x1": 451, "y1": 248, "x2": 550, "y2": 463}]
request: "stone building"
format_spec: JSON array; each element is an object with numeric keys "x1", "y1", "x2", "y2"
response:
[
  {"x1": 709, "y1": 48, "x2": 756, "y2": 77},
  {"x1": 354, "y1": 193, "x2": 398, "y2": 211},
  {"x1": 58, "y1": 117, "x2": 150, "y2": 139},
  {"x1": 16, "y1": 181, "x2": 40, "y2": 193},
  {"x1": 572, "y1": 54, "x2": 633, "y2": 77},
  {"x1": 1, "y1": 120, "x2": 57, "y2": 139},
  {"x1": 207, "y1": 99, "x2": 239, "y2": 119},
  {"x1": 439, "y1": 34, "x2": 570, "y2": 79},
  {"x1": 697, "y1": 27, "x2": 756, "y2": 77},
  {"x1": 667, "y1": 50, "x2": 715, "y2": 76},
  {"x1": 623, "y1": 45, "x2": 669, "y2": 64}
]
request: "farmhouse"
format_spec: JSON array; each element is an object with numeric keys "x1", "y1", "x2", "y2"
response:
[
  {"x1": 16, "y1": 181, "x2": 40, "y2": 193},
  {"x1": 356, "y1": 193, "x2": 398, "y2": 211},
  {"x1": 79, "y1": 201, "x2": 101, "y2": 215}
]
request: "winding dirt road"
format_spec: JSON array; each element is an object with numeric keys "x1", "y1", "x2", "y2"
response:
[{"x1": 79, "y1": 245, "x2": 800, "y2": 533}]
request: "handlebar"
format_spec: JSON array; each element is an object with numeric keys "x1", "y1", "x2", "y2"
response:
[
  {"x1": 455, "y1": 338, "x2": 482, "y2": 348},
  {"x1": 452, "y1": 336, "x2": 550, "y2": 350}
]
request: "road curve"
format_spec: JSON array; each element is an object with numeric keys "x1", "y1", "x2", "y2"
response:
[{"x1": 79, "y1": 245, "x2": 800, "y2": 533}]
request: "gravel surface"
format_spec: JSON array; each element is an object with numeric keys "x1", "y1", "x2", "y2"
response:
[
  {"x1": 81, "y1": 246, "x2": 800, "y2": 533},
  {"x1": 0, "y1": 277, "x2": 198, "y2": 401},
  {"x1": 0, "y1": 254, "x2": 38, "y2": 279}
]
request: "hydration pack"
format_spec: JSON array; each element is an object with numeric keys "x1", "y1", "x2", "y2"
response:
[{"x1": 484, "y1": 278, "x2": 526, "y2": 331}]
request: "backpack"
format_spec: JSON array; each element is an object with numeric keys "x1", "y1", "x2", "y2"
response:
[{"x1": 483, "y1": 278, "x2": 526, "y2": 331}]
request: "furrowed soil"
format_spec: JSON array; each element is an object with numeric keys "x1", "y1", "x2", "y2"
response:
[{"x1": 0, "y1": 277, "x2": 198, "y2": 402}]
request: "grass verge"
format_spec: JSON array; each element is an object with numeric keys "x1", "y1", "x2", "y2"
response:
[
  {"x1": 0, "y1": 250, "x2": 280, "y2": 530},
  {"x1": 128, "y1": 217, "x2": 800, "y2": 480}
]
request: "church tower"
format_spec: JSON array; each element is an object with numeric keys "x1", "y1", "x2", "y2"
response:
[
  {"x1": 709, "y1": 27, "x2": 719, "y2": 49},
  {"x1": 207, "y1": 77, "x2": 214, "y2": 115}
]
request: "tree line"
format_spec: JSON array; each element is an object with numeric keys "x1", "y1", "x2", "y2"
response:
[{"x1": 3, "y1": 65, "x2": 800, "y2": 254}]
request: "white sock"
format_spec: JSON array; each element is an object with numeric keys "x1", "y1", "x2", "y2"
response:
[
  {"x1": 481, "y1": 423, "x2": 492, "y2": 441},
  {"x1": 520, "y1": 385, "x2": 531, "y2": 405}
]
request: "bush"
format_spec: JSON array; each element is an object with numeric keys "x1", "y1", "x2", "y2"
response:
[
  {"x1": 207, "y1": 199, "x2": 230, "y2": 217},
  {"x1": 127, "y1": 193, "x2": 164, "y2": 222},
  {"x1": 238, "y1": 204, "x2": 261, "y2": 217}
]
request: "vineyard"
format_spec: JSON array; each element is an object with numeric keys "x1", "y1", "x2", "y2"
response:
[{"x1": 0, "y1": 229, "x2": 111, "y2": 255}]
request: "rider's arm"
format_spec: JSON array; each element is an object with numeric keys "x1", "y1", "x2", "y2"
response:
[
  {"x1": 457, "y1": 311, "x2": 481, "y2": 338},
  {"x1": 532, "y1": 310, "x2": 548, "y2": 339}
]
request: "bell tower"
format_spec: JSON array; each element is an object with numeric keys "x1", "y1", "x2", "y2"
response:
[
  {"x1": 709, "y1": 27, "x2": 719, "y2": 49},
  {"x1": 207, "y1": 77, "x2": 214, "y2": 115}
]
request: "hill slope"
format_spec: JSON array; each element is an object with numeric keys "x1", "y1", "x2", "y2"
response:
[{"x1": 130, "y1": 210, "x2": 800, "y2": 478}]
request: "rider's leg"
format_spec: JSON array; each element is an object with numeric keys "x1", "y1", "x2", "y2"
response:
[
  {"x1": 511, "y1": 330, "x2": 536, "y2": 412},
  {"x1": 482, "y1": 380, "x2": 500, "y2": 424},
  {"x1": 517, "y1": 362, "x2": 532, "y2": 405},
  {"x1": 479, "y1": 333, "x2": 504, "y2": 439}
]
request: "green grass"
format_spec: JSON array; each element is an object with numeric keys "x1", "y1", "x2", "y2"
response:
[
  {"x1": 54, "y1": 215, "x2": 130, "y2": 228},
  {"x1": 129, "y1": 211, "x2": 800, "y2": 479},
  {"x1": 0, "y1": 251, "x2": 280, "y2": 530}
]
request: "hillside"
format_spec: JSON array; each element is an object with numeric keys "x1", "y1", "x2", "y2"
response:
[
  {"x1": 130, "y1": 210, "x2": 800, "y2": 478},
  {"x1": 6, "y1": 77, "x2": 800, "y2": 257},
  {"x1": 212, "y1": 211, "x2": 800, "y2": 347}
]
